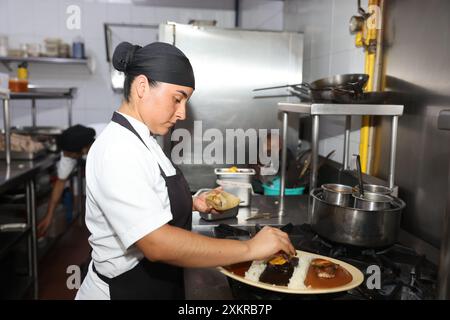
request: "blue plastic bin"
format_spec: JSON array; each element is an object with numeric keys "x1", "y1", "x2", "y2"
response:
[{"x1": 262, "y1": 177, "x2": 305, "y2": 196}]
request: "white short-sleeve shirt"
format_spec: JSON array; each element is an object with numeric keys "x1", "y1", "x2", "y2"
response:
[{"x1": 75, "y1": 112, "x2": 176, "y2": 300}]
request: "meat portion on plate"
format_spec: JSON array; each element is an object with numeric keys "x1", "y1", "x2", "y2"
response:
[
  {"x1": 259, "y1": 253, "x2": 299, "y2": 286},
  {"x1": 304, "y1": 258, "x2": 353, "y2": 289},
  {"x1": 310, "y1": 258, "x2": 339, "y2": 279}
]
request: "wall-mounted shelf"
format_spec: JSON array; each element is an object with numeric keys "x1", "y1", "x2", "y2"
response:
[
  {"x1": 0, "y1": 56, "x2": 93, "y2": 73},
  {"x1": 0, "y1": 56, "x2": 88, "y2": 65}
]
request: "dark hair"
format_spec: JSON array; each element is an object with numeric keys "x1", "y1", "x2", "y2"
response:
[
  {"x1": 112, "y1": 42, "x2": 159, "y2": 102},
  {"x1": 58, "y1": 125, "x2": 95, "y2": 153},
  {"x1": 123, "y1": 74, "x2": 158, "y2": 102}
]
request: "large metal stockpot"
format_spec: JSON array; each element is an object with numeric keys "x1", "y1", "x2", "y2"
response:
[{"x1": 310, "y1": 188, "x2": 405, "y2": 247}]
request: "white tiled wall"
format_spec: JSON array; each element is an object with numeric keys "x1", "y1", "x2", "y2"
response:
[
  {"x1": 284, "y1": 0, "x2": 367, "y2": 167},
  {"x1": 240, "y1": 0, "x2": 284, "y2": 31},
  {"x1": 0, "y1": 0, "x2": 283, "y2": 128}
]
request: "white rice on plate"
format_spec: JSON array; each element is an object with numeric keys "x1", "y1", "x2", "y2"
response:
[
  {"x1": 244, "y1": 253, "x2": 313, "y2": 289},
  {"x1": 288, "y1": 254, "x2": 313, "y2": 289},
  {"x1": 244, "y1": 260, "x2": 266, "y2": 282}
]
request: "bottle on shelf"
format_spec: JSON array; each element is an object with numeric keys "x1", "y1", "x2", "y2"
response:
[
  {"x1": 72, "y1": 36, "x2": 85, "y2": 59},
  {"x1": 9, "y1": 61, "x2": 28, "y2": 92}
]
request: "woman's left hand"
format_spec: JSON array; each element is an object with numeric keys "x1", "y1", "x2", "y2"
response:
[{"x1": 193, "y1": 187, "x2": 222, "y2": 213}]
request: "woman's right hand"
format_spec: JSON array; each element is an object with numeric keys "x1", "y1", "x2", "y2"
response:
[
  {"x1": 192, "y1": 187, "x2": 223, "y2": 213},
  {"x1": 245, "y1": 226, "x2": 296, "y2": 261}
]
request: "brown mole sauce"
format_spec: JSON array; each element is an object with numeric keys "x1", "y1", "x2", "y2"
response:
[
  {"x1": 223, "y1": 261, "x2": 252, "y2": 277},
  {"x1": 304, "y1": 259, "x2": 353, "y2": 289},
  {"x1": 224, "y1": 258, "x2": 353, "y2": 290}
]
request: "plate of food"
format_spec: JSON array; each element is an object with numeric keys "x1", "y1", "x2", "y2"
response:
[
  {"x1": 218, "y1": 251, "x2": 364, "y2": 294},
  {"x1": 196, "y1": 189, "x2": 241, "y2": 221}
]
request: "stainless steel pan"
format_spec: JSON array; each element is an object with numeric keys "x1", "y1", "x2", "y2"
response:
[
  {"x1": 291, "y1": 73, "x2": 369, "y2": 102},
  {"x1": 310, "y1": 188, "x2": 405, "y2": 247},
  {"x1": 254, "y1": 73, "x2": 369, "y2": 102}
]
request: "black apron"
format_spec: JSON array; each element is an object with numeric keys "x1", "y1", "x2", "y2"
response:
[{"x1": 92, "y1": 112, "x2": 192, "y2": 300}]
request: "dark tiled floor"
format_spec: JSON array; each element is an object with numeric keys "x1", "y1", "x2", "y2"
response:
[{"x1": 38, "y1": 222, "x2": 90, "y2": 300}]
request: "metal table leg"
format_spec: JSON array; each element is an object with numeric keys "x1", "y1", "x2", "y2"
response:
[
  {"x1": 26, "y1": 179, "x2": 38, "y2": 299},
  {"x1": 310, "y1": 115, "x2": 320, "y2": 190},
  {"x1": 68, "y1": 99, "x2": 72, "y2": 127},
  {"x1": 278, "y1": 112, "x2": 288, "y2": 216},
  {"x1": 389, "y1": 115, "x2": 398, "y2": 190},
  {"x1": 31, "y1": 98, "x2": 36, "y2": 127},
  {"x1": 3, "y1": 98, "x2": 11, "y2": 165},
  {"x1": 343, "y1": 116, "x2": 351, "y2": 170}
]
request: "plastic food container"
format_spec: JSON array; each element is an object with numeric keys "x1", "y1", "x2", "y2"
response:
[
  {"x1": 8, "y1": 78, "x2": 28, "y2": 92},
  {"x1": 214, "y1": 168, "x2": 255, "y2": 206}
]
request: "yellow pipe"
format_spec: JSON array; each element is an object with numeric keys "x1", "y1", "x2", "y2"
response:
[
  {"x1": 359, "y1": 49, "x2": 371, "y2": 172},
  {"x1": 357, "y1": 0, "x2": 379, "y2": 173}
]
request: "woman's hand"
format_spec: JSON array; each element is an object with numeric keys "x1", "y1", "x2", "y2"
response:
[
  {"x1": 245, "y1": 226, "x2": 296, "y2": 260},
  {"x1": 192, "y1": 187, "x2": 223, "y2": 213}
]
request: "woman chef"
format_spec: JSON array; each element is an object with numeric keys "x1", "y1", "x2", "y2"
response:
[{"x1": 75, "y1": 42, "x2": 295, "y2": 300}]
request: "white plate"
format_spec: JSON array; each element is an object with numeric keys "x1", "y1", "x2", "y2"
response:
[{"x1": 218, "y1": 250, "x2": 364, "y2": 294}]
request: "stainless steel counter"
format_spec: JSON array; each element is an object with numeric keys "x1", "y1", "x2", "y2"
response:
[
  {"x1": 0, "y1": 153, "x2": 59, "y2": 299},
  {"x1": 0, "y1": 154, "x2": 59, "y2": 193},
  {"x1": 192, "y1": 194, "x2": 309, "y2": 234}
]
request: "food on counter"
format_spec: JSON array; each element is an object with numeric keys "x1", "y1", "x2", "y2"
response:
[
  {"x1": 0, "y1": 133, "x2": 44, "y2": 153},
  {"x1": 227, "y1": 166, "x2": 238, "y2": 173},
  {"x1": 224, "y1": 254, "x2": 353, "y2": 290},
  {"x1": 205, "y1": 189, "x2": 240, "y2": 211}
]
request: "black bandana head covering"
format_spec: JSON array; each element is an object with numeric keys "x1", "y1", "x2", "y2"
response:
[
  {"x1": 112, "y1": 41, "x2": 195, "y2": 89},
  {"x1": 57, "y1": 124, "x2": 96, "y2": 153}
]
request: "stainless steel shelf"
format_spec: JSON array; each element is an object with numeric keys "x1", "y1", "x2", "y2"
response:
[
  {"x1": 1, "y1": 87, "x2": 75, "y2": 165},
  {"x1": 0, "y1": 87, "x2": 76, "y2": 100},
  {"x1": 277, "y1": 101, "x2": 405, "y2": 219},
  {"x1": 0, "y1": 56, "x2": 88, "y2": 65},
  {"x1": 278, "y1": 102, "x2": 404, "y2": 116},
  {"x1": 9, "y1": 90, "x2": 74, "y2": 100}
]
